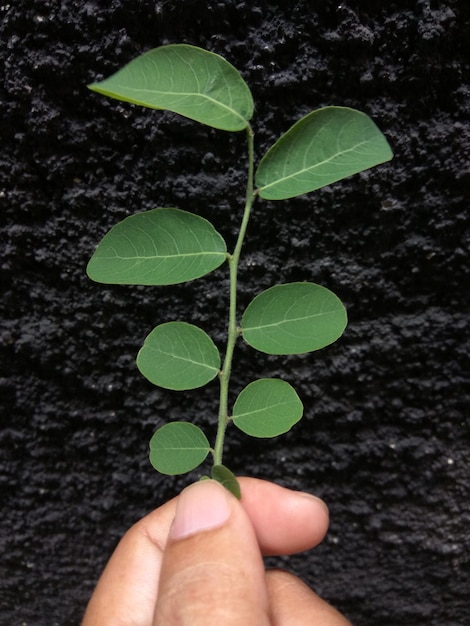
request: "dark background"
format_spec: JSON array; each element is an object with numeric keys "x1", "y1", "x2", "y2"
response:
[{"x1": 1, "y1": 1, "x2": 469, "y2": 624}]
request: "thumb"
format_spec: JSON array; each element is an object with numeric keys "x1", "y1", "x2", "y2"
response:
[{"x1": 153, "y1": 479, "x2": 271, "y2": 626}]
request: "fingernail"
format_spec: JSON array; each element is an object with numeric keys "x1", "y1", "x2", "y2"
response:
[
  {"x1": 298, "y1": 492, "x2": 330, "y2": 515},
  {"x1": 170, "y1": 480, "x2": 232, "y2": 541}
]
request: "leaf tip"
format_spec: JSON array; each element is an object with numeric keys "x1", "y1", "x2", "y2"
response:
[{"x1": 87, "y1": 81, "x2": 102, "y2": 94}]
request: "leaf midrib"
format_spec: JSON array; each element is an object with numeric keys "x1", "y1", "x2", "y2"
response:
[
  {"x1": 243, "y1": 308, "x2": 342, "y2": 332},
  {"x1": 147, "y1": 347, "x2": 219, "y2": 371},
  {"x1": 100, "y1": 251, "x2": 226, "y2": 260},
  {"x1": 110, "y1": 83, "x2": 248, "y2": 124},
  {"x1": 233, "y1": 399, "x2": 298, "y2": 420},
  {"x1": 258, "y1": 139, "x2": 370, "y2": 192}
]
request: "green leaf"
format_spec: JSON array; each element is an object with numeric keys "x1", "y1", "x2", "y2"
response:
[
  {"x1": 88, "y1": 44, "x2": 254, "y2": 131},
  {"x1": 241, "y1": 282, "x2": 347, "y2": 355},
  {"x1": 256, "y1": 106, "x2": 393, "y2": 200},
  {"x1": 87, "y1": 208, "x2": 227, "y2": 285},
  {"x1": 137, "y1": 322, "x2": 220, "y2": 390},
  {"x1": 232, "y1": 378, "x2": 303, "y2": 438},
  {"x1": 149, "y1": 422, "x2": 210, "y2": 475},
  {"x1": 211, "y1": 465, "x2": 241, "y2": 499}
]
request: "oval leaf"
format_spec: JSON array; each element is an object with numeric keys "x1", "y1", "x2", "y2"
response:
[
  {"x1": 87, "y1": 208, "x2": 227, "y2": 285},
  {"x1": 88, "y1": 44, "x2": 254, "y2": 131},
  {"x1": 137, "y1": 322, "x2": 220, "y2": 390},
  {"x1": 232, "y1": 378, "x2": 303, "y2": 438},
  {"x1": 241, "y1": 282, "x2": 347, "y2": 355},
  {"x1": 256, "y1": 106, "x2": 393, "y2": 200},
  {"x1": 149, "y1": 422, "x2": 210, "y2": 475},
  {"x1": 211, "y1": 465, "x2": 241, "y2": 499}
]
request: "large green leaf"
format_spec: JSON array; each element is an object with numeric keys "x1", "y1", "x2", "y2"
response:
[
  {"x1": 149, "y1": 422, "x2": 210, "y2": 475},
  {"x1": 241, "y1": 282, "x2": 347, "y2": 355},
  {"x1": 87, "y1": 208, "x2": 227, "y2": 285},
  {"x1": 256, "y1": 106, "x2": 393, "y2": 200},
  {"x1": 232, "y1": 378, "x2": 303, "y2": 438},
  {"x1": 88, "y1": 44, "x2": 254, "y2": 131},
  {"x1": 137, "y1": 322, "x2": 220, "y2": 390}
]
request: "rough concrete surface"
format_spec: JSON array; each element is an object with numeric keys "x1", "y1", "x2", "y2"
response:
[{"x1": 1, "y1": 1, "x2": 469, "y2": 624}]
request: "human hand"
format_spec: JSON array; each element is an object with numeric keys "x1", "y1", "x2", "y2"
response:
[{"x1": 82, "y1": 477, "x2": 351, "y2": 625}]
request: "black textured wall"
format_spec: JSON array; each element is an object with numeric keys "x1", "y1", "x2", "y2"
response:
[{"x1": 1, "y1": 1, "x2": 469, "y2": 624}]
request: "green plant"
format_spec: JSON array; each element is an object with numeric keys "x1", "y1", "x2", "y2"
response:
[{"x1": 87, "y1": 44, "x2": 392, "y2": 497}]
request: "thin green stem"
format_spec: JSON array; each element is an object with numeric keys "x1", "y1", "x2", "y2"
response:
[{"x1": 213, "y1": 124, "x2": 256, "y2": 466}]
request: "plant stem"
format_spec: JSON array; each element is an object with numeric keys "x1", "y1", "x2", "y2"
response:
[{"x1": 213, "y1": 124, "x2": 256, "y2": 466}]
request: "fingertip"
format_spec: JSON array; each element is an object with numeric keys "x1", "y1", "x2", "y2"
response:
[
  {"x1": 237, "y1": 478, "x2": 330, "y2": 555},
  {"x1": 297, "y1": 491, "x2": 330, "y2": 516},
  {"x1": 169, "y1": 479, "x2": 232, "y2": 541},
  {"x1": 294, "y1": 490, "x2": 330, "y2": 534}
]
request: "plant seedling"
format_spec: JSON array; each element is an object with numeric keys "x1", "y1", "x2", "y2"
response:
[{"x1": 87, "y1": 44, "x2": 392, "y2": 497}]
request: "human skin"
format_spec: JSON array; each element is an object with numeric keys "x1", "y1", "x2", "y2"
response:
[{"x1": 82, "y1": 477, "x2": 352, "y2": 625}]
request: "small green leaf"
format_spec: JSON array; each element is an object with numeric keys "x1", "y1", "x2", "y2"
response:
[
  {"x1": 88, "y1": 44, "x2": 254, "y2": 131},
  {"x1": 241, "y1": 282, "x2": 347, "y2": 355},
  {"x1": 211, "y1": 465, "x2": 241, "y2": 499},
  {"x1": 256, "y1": 106, "x2": 393, "y2": 200},
  {"x1": 232, "y1": 378, "x2": 303, "y2": 438},
  {"x1": 87, "y1": 208, "x2": 227, "y2": 285},
  {"x1": 149, "y1": 422, "x2": 210, "y2": 475},
  {"x1": 137, "y1": 322, "x2": 220, "y2": 390}
]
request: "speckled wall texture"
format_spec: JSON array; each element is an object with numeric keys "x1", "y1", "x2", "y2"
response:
[{"x1": 1, "y1": 1, "x2": 469, "y2": 624}]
